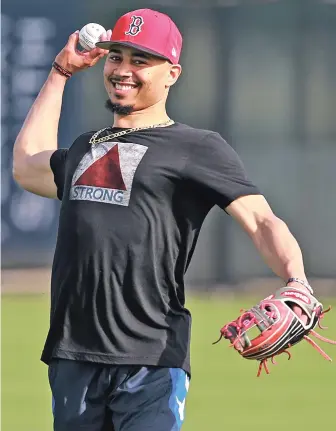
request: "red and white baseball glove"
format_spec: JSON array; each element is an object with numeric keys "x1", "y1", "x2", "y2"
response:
[{"x1": 213, "y1": 287, "x2": 336, "y2": 376}]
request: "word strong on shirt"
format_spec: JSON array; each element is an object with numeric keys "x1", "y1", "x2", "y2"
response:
[{"x1": 70, "y1": 142, "x2": 147, "y2": 206}]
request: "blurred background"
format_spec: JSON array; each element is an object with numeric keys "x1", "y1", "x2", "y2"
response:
[{"x1": 2, "y1": 0, "x2": 336, "y2": 430}]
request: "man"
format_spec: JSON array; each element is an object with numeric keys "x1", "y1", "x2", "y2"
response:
[{"x1": 13, "y1": 8, "x2": 312, "y2": 431}]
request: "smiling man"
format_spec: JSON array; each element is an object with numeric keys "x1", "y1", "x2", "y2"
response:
[
  {"x1": 103, "y1": 46, "x2": 181, "y2": 116},
  {"x1": 13, "y1": 8, "x2": 315, "y2": 431},
  {"x1": 100, "y1": 9, "x2": 183, "y2": 121}
]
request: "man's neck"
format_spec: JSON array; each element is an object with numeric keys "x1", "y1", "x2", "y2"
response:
[{"x1": 112, "y1": 105, "x2": 171, "y2": 129}]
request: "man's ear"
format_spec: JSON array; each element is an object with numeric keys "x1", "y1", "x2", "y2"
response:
[{"x1": 167, "y1": 64, "x2": 182, "y2": 87}]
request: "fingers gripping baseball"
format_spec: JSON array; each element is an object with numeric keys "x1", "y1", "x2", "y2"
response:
[{"x1": 54, "y1": 30, "x2": 111, "y2": 74}]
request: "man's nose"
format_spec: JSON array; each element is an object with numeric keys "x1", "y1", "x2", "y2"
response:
[{"x1": 113, "y1": 61, "x2": 133, "y2": 77}]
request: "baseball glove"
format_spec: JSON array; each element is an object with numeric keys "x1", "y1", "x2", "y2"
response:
[{"x1": 213, "y1": 287, "x2": 336, "y2": 376}]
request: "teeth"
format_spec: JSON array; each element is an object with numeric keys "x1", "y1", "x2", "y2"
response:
[{"x1": 115, "y1": 83, "x2": 135, "y2": 91}]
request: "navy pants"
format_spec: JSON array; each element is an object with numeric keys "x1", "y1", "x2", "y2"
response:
[{"x1": 48, "y1": 359, "x2": 190, "y2": 431}]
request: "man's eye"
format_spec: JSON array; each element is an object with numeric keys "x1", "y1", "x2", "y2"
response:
[
  {"x1": 109, "y1": 55, "x2": 120, "y2": 61},
  {"x1": 133, "y1": 59, "x2": 146, "y2": 65}
]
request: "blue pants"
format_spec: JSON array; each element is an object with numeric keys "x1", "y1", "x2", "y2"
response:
[{"x1": 48, "y1": 359, "x2": 190, "y2": 431}]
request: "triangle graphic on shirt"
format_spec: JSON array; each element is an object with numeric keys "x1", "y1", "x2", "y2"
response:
[{"x1": 74, "y1": 145, "x2": 127, "y2": 190}]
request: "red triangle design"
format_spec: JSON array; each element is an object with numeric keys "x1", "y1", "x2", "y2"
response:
[{"x1": 75, "y1": 145, "x2": 126, "y2": 190}]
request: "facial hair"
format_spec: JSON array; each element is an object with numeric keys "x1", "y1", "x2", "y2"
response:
[{"x1": 105, "y1": 99, "x2": 134, "y2": 116}]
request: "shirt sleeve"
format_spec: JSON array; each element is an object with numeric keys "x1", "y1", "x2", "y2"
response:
[
  {"x1": 50, "y1": 149, "x2": 68, "y2": 200},
  {"x1": 185, "y1": 132, "x2": 261, "y2": 209}
]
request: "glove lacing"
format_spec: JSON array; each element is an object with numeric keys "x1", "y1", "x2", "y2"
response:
[
  {"x1": 213, "y1": 306, "x2": 336, "y2": 377},
  {"x1": 258, "y1": 306, "x2": 336, "y2": 376}
]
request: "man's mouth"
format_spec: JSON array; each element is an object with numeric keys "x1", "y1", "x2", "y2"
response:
[
  {"x1": 114, "y1": 83, "x2": 136, "y2": 91},
  {"x1": 109, "y1": 79, "x2": 139, "y2": 92}
]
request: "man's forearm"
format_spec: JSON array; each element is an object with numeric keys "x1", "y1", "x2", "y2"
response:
[
  {"x1": 251, "y1": 215, "x2": 307, "y2": 284},
  {"x1": 13, "y1": 68, "x2": 67, "y2": 166}
]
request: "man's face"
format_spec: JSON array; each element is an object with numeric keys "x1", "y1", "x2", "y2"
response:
[{"x1": 103, "y1": 45, "x2": 181, "y2": 113}]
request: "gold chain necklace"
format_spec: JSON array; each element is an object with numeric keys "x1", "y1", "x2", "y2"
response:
[{"x1": 89, "y1": 119, "x2": 175, "y2": 146}]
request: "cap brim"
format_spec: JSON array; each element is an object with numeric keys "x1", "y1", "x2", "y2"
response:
[{"x1": 95, "y1": 40, "x2": 172, "y2": 63}]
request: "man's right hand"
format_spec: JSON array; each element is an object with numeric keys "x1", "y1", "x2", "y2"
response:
[{"x1": 54, "y1": 29, "x2": 112, "y2": 74}]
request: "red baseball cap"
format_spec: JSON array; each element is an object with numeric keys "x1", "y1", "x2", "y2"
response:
[{"x1": 96, "y1": 9, "x2": 182, "y2": 64}]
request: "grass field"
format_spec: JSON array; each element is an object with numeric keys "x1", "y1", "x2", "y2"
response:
[{"x1": 2, "y1": 293, "x2": 336, "y2": 431}]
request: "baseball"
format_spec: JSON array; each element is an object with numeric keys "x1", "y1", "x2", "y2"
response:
[{"x1": 78, "y1": 23, "x2": 106, "y2": 51}]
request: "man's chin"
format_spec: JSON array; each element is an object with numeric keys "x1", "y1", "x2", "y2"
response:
[{"x1": 105, "y1": 99, "x2": 135, "y2": 116}]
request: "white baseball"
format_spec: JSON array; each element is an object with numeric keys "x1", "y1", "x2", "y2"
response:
[{"x1": 79, "y1": 23, "x2": 106, "y2": 51}]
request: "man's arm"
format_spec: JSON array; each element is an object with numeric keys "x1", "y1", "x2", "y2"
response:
[
  {"x1": 12, "y1": 70, "x2": 67, "y2": 198},
  {"x1": 12, "y1": 31, "x2": 110, "y2": 198},
  {"x1": 226, "y1": 194, "x2": 308, "y2": 288}
]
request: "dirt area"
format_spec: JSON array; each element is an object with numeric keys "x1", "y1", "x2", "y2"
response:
[
  {"x1": 2, "y1": 268, "x2": 336, "y2": 297},
  {"x1": 1, "y1": 268, "x2": 52, "y2": 294}
]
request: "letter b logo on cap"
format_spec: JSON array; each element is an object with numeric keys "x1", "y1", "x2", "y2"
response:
[{"x1": 125, "y1": 15, "x2": 144, "y2": 36}]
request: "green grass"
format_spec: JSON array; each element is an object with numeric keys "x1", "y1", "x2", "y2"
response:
[{"x1": 2, "y1": 293, "x2": 336, "y2": 431}]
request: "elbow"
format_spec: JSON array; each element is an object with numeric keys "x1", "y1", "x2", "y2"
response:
[
  {"x1": 258, "y1": 214, "x2": 289, "y2": 237},
  {"x1": 12, "y1": 155, "x2": 28, "y2": 187},
  {"x1": 251, "y1": 213, "x2": 288, "y2": 244},
  {"x1": 12, "y1": 168, "x2": 25, "y2": 188},
  {"x1": 247, "y1": 211, "x2": 284, "y2": 236},
  {"x1": 260, "y1": 213, "x2": 286, "y2": 230},
  {"x1": 12, "y1": 159, "x2": 20, "y2": 183}
]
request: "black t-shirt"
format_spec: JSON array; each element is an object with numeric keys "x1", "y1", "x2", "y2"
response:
[{"x1": 41, "y1": 122, "x2": 260, "y2": 375}]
